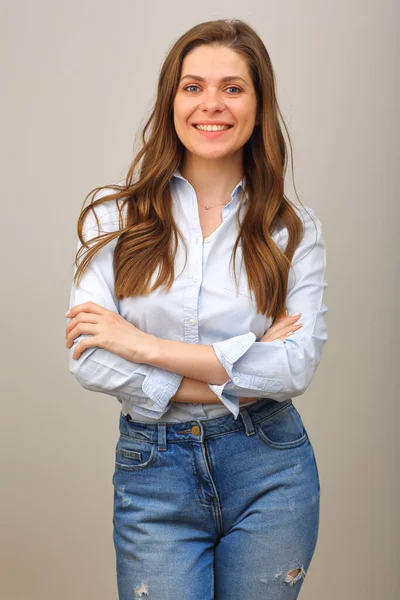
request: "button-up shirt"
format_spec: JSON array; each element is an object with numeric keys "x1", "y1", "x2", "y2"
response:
[{"x1": 67, "y1": 169, "x2": 328, "y2": 422}]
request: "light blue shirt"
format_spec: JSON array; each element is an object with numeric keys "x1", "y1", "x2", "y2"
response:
[{"x1": 67, "y1": 169, "x2": 328, "y2": 422}]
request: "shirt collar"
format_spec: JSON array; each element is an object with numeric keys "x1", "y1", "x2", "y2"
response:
[{"x1": 171, "y1": 168, "x2": 247, "y2": 204}]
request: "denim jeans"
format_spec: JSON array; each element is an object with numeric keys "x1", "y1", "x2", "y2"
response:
[{"x1": 112, "y1": 397, "x2": 320, "y2": 599}]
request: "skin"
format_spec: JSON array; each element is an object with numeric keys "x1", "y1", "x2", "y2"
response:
[
  {"x1": 65, "y1": 45, "x2": 303, "y2": 400},
  {"x1": 172, "y1": 44, "x2": 260, "y2": 201},
  {"x1": 65, "y1": 303, "x2": 301, "y2": 368}
]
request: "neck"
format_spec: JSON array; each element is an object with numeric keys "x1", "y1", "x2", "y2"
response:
[{"x1": 179, "y1": 152, "x2": 244, "y2": 200}]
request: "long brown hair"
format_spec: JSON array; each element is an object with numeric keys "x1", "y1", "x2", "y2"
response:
[{"x1": 72, "y1": 18, "x2": 317, "y2": 320}]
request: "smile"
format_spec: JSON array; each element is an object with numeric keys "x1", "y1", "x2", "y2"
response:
[
  {"x1": 194, "y1": 124, "x2": 232, "y2": 131},
  {"x1": 192, "y1": 124, "x2": 233, "y2": 138}
]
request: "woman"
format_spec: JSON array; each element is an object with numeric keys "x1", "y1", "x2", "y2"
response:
[{"x1": 65, "y1": 19, "x2": 327, "y2": 600}]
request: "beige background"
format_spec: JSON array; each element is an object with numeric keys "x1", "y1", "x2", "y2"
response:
[{"x1": 1, "y1": 1, "x2": 398, "y2": 598}]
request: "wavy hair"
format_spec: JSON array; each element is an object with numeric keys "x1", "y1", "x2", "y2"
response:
[{"x1": 72, "y1": 18, "x2": 317, "y2": 320}]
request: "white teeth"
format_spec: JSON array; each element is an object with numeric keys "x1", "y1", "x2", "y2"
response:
[{"x1": 194, "y1": 124, "x2": 231, "y2": 131}]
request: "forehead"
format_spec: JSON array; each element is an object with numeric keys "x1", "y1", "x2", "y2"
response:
[{"x1": 181, "y1": 45, "x2": 250, "y2": 80}]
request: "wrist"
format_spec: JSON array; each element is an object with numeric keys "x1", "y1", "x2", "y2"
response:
[{"x1": 136, "y1": 333, "x2": 161, "y2": 364}]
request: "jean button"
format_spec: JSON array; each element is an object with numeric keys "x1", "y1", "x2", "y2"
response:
[{"x1": 191, "y1": 425, "x2": 200, "y2": 435}]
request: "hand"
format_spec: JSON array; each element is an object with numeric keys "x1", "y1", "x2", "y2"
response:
[
  {"x1": 238, "y1": 311, "x2": 302, "y2": 402},
  {"x1": 260, "y1": 311, "x2": 302, "y2": 343},
  {"x1": 65, "y1": 301, "x2": 155, "y2": 362}
]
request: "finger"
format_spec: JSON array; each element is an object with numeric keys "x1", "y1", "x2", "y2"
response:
[
  {"x1": 65, "y1": 301, "x2": 105, "y2": 318},
  {"x1": 71, "y1": 336, "x2": 99, "y2": 359},
  {"x1": 270, "y1": 317, "x2": 300, "y2": 337},
  {"x1": 267, "y1": 321, "x2": 303, "y2": 342},
  {"x1": 284, "y1": 322, "x2": 302, "y2": 334},
  {"x1": 273, "y1": 330, "x2": 295, "y2": 342},
  {"x1": 284, "y1": 323, "x2": 303, "y2": 338},
  {"x1": 282, "y1": 312, "x2": 300, "y2": 323},
  {"x1": 65, "y1": 313, "x2": 98, "y2": 338},
  {"x1": 66, "y1": 323, "x2": 98, "y2": 348}
]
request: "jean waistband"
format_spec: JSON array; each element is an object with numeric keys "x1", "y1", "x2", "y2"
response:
[{"x1": 119, "y1": 398, "x2": 293, "y2": 449}]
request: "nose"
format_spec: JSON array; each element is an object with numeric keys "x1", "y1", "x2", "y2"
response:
[{"x1": 199, "y1": 88, "x2": 225, "y2": 112}]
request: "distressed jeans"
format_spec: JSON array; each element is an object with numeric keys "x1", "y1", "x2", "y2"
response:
[{"x1": 112, "y1": 397, "x2": 320, "y2": 599}]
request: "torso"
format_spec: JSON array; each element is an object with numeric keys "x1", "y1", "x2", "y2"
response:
[{"x1": 200, "y1": 204, "x2": 256, "y2": 409}]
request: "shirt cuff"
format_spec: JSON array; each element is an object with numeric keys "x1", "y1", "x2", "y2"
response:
[
  {"x1": 208, "y1": 382, "x2": 241, "y2": 419},
  {"x1": 136, "y1": 364, "x2": 184, "y2": 411},
  {"x1": 208, "y1": 332, "x2": 257, "y2": 420},
  {"x1": 120, "y1": 400, "x2": 172, "y2": 420},
  {"x1": 211, "y1": 332, "x2": 257, "y2": 378}
]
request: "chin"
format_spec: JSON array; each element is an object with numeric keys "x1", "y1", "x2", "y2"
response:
[{"x1": 192, "y1": 147, "x2": 234, "y2": 159}]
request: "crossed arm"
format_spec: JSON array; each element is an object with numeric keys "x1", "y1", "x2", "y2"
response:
[
  {"x1": 171, "y1": 376, "x2": 243, "y2": 405},
  {"x1": 142, "y1": 318, "x2": 302, "y2": 405},
  {"x1": 66, "y1": 201, "x2": 327, "y2": 419}
]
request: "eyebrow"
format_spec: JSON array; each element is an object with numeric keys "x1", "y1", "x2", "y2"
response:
[{"x1": 180, "y1": 74, "x2": 248, "y2": 85}]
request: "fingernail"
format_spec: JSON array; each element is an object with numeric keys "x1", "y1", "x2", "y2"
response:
[
  {"x1": 65, "y1": 310, "x2": 71, "y2": 317},
  {"x1": 290, "y1": 312, "x2": 300, "y2": 317}
]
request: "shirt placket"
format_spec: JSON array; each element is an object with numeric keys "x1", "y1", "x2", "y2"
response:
[{"x1": 182, "y1": 181, "x2": 207, "y2": 417}]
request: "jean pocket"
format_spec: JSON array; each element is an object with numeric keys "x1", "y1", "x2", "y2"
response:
[
  {"x1": 115, "y1": 434, "x2": 157, "y2": 472},
  {"x1": 255, "y1": 403, "x2": 309, "y2": 449}
]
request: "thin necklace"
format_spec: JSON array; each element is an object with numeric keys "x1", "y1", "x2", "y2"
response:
[{"x1": 197, "y1": 197, "x2": 231, "y2": 210}]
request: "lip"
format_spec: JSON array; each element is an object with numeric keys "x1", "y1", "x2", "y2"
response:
[{"x1": 192, "y1": 123, "x2": 234, "y2": 139}]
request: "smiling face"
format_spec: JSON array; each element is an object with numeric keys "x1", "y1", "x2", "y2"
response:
[{"x1": 173, "y1": 44, "x2": 259, "y2": 163}]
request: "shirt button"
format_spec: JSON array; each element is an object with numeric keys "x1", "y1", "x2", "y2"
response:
[
  {"x1": 193, "y1": 277, "x2": 199, "y2": 283},
  {"x1": 189, "y1": 319, "x2": 195, "y2": 326},
  {"x1": 204, "y1": 238, "x2": 210, "y2": 243},
  {"x1": 233, "y1": 376, "x2": 240, "y2": 384},
  {"x1": 145, "y1": 399, "x2": 153, "y2": 407}
]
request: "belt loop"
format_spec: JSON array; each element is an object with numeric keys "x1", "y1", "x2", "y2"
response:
[
  {"x1": 157, "y1": 423, "x2": 167, "y2": 451},
  {"x1": 239, "y1": 407, "x2": 256, "y2": 436}
]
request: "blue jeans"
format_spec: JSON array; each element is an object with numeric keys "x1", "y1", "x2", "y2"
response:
[{"x1": 112, "y1": 398, "x2": 320, "y2": 599}]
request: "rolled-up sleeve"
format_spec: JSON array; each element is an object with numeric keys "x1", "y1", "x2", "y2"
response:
[
  {"x1": 67, "y1": 193, "x2": 183, "y2": 418},
  {"x1": 208, "y1": 207, "x2": 328, "y2": 419}
]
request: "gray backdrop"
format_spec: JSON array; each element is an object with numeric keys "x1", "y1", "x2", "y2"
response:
[{"x1": 1, "y1": 1, "x2": 398, "y2": 598}]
